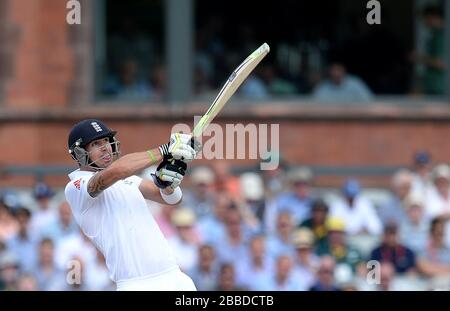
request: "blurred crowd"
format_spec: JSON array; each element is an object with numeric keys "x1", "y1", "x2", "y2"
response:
[
  {"x1": 101, "y1": 4, "x2": 446, "y2": 102},
  {"x1": 1, "y1": 151, "x2": 450, "y2": 291}
]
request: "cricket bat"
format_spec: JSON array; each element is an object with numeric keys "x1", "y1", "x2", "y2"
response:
[
  {"x1": 163, "y1": 43, "x2": 270, "y2": 174},
  {"x1": 192, "y1": 42, "x2": 270, "y2": 138}
]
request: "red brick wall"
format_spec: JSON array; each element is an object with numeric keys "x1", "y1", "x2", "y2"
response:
[
  {"x1": 2, "y1": 0, "x2": 74, "y2": 108},
  {"x1": 1, "y1": 107, "x2": 450, "y2": 188}
]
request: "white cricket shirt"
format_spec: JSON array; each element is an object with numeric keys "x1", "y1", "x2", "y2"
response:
[{"x1": 65, "y1": 169, "x2": 178, "y2": 282}]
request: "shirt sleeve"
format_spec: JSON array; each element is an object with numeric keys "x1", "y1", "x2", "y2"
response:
[{"x1": 64, "y1": 174, "x2": 97, "y2": 219}]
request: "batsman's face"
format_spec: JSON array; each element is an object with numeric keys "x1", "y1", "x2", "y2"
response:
[{"x1": 86, "y1": 137, "x2": 114, "y2": 168}]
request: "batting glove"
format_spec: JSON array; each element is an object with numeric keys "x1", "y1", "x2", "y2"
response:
[
  {"x1": 152, "y1": 158, "x2": 187, "y2": 189},
  {"x1": 159, "y1": 133, "x2": 199, "y2": 163}
]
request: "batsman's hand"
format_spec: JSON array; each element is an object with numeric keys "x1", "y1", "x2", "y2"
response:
[
  {"x1": 159, "y1": 133, "x2": 200, "y2": 163},
  {"x1": 152, "y1": 158, "x2": 187, "y2": 189}
]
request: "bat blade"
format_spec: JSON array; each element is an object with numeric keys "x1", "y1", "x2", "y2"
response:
[{"x1": 192, "y1": 43, "x2": 270, "y2": 138}]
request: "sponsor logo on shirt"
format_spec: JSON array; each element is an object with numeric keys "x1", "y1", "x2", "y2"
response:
[
  {"x1": 73, "y1": 178, "x2": 81, "y2": 190},
  {"x1": 123, "y1": 179, "x2": 133, "y2": 186}
]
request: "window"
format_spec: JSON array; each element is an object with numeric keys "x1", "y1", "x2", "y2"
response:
[
  {"x1": 193, "y1": 0, "x2": 447, "y2": 103},
  {"x1": 97, "y1": 0, "x2": 166, "y2": 103}
]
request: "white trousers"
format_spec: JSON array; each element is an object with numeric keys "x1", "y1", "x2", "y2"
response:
[{"x1": 116, "y1": 267, "x2": 197, "y2": 291}]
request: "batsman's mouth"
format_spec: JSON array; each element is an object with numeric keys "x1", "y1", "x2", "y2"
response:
[{"x1": 101, "y1": 154, "x2": 112, "y2": 164}]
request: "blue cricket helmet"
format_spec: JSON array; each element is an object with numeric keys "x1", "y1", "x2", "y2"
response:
[{"x1": 68, "y1": 119, "x2": 120, "y2": 168}]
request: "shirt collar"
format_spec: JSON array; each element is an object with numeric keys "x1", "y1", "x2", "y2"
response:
[{"x1": 68, "y1": 169, "x2": 94, "y2": 181}]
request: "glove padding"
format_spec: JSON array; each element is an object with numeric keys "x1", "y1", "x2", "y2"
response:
[
  {"x1": 160, "y1": 133, "x2": 201, "y2": 163},
  {"x1": 152, "y1": 158, "x2": 187, "y2": 189}
]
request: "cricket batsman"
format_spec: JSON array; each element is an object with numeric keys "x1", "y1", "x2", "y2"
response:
[{"x1": 64, "y1": 119, "x2": 200, "y2": 290}]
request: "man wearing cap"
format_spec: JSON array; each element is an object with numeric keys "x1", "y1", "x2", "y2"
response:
[
  {"x1": 398, "y1": 195, "x2": 429, "y2": 253},
  {"x1": 330, "y1": 179, "x2": 382, "y2": 236},
  {"x1": 167, "y1": 208, "x2": 202, "y2": 273},
  {"x1": 64, "y1": 119, "x2": 200, "y2": 290},
  {"x1": 316, "y1": 217, "x2": 363, "y2": 273},
  {"x1": 265, "y1": 166, "x2": 315, "y2": 234},
  {"x1": 182, "y1": 166, "x2": 216, "y2": 218},
  {"x1": 291, "y1": 228, "x2": 320, "y2": 290},
  {"x1": 411, "y1": 151, "x2": 433, "y2": 198},
  {"x1": 30, "y1": 182, "x2": 58, "y2": 237}
]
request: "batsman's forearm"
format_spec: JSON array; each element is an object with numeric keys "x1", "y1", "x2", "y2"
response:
[{"x1": 108, "y1": 148, "x2": 162, "y2": 179}]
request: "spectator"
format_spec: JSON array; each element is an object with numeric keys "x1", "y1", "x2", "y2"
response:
[
  {"x1": 426, "y1": 164, "x2": 450, "y2": 246},
  {"x1": 214, "y1": 263, "x2": 246, "y2": 291},
  {"x1": 183, "y1": 166, "x2": 216, "y2": 219},
  {"x1": 370, "y1": 223, "x2": 417, "y2": 275},
  {"x1": 425, "y1": 164, "x2": 450, "y2": 219},
  {"x1": 212, "y1": 161, "x2": 241, "y2": 198},
  {"x1": 291, "y1": 228, "x2": 319, "y2": 289},
  {"x1": 257, "y1": 255, "x2": 304, "y2": 291},
  {"x1": 197, "y1": 193, "x2": 229, "y2": 245},
  {"x1": 54, "y1": 228, "x2": 97, "y2": 273},
  {"x1": 377, "y1": 169, "x2": 413, "y2": 226},
  {"x1": 411, "y1": 151, "x2": 433, "y2": 199},
  {"x1": 6, "y1": 207, "x2": 37, "y2": 272},
  {"x1": 310, "y1": 256, "x2": 340, "y2": 291},
  {"x1": 189, "y1": 244, "x2": 219, "y2": 291},
  {"x1": 194, "y1": 65, "x2": 213, "y2": 95},
  {"x1": 30, "y1": 182, "x2": 57, "y2": 237},
  {"x1": 148, "y1": 64, "x2": 167, "y2": 101},
  {"x1": 316, "y1": 217, "x2": 363, "y2": 273},
  {"x1": 236, "y1": 235, "x2": 274, "y2": 290},
  {"x1": 260, "y1": 64, "x2": 298, "y2": 96},
  {"x1": 399, "y1": 194, "x2": 429, "y2": 253},
  {"x1": 299, "y1": 198, "x2": 330, "y2": 250},
  {"x1": 240, "y1": 74, "x2": 270, "y2": 100},
  {"x1": 32, "y1": 238, "x2": 66, "y2": 291},
  {"x1": 330, "y1": 179, "x2": 382, "y2": 235},
  {"x1": 17, "y1": 273, "x2": 38, "y2": 291},
  {"x1": 265, "y1": 166, "x2": 315, "y2": 233},
  {"x1": 168, "y1": 208, "x2": 202, "y2": 273},
  {"x1": 85, "y1": 249, "x2": 115, "y2": 291},
  {"x1": 312, "y1": 62, "x2": 374, "y2": 103},
  {"x1": 0, "y1": 240, "x2": 5, "y2": 256},
  {"x1": 260, "y1": 151, "x2": 287, "y2": 199},
  {"x1": 154, "y1": 204, "x2": 178, "y2": 239},
  {"x1": 266, "y1": 211, "x2": 296, "y2": 260},
  {"x1": 238, "y1": 172, "x2": 266, "y2": 229},
  {"x1": 40, "y1": 201, "x2": 78, "y2": 243},
  {"x1": 411, "y1": 5, "x2": 446, "y2": 95},
  {"x1": 0, "y1": 202, "x2": 18, "y2": 242},
  {"x1": 0, "y1": 252, "x2": 20, "y2": 291},
  {"x1": 416, "y1": 217, "x2": 450, "y2": 278},
  {"x1": 104, "y1": 59, "x2": 152, "y2": 100},
  {"x1": 376, "y1": 262, "x2": 396, "y2": 291},
  {"x1": 213, "y1": 207, "x2": 248, "y2": 265}
]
